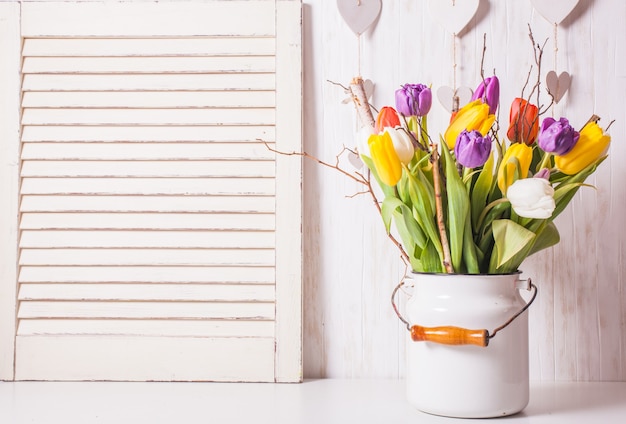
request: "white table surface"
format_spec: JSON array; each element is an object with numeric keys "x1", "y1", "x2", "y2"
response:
[{"x1": 1, "y1": 379, "x2": 625, "y2": 423}]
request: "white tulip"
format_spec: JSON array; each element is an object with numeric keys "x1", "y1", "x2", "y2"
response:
[
  {"x1": 506, "y1": 178, "x2": 555, "y2": 219},
  {"x1": 385, "y1": 126, "x2": 415, "y2": 165}
]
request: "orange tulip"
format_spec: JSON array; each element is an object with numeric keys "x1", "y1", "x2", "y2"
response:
[
  {"x1": 507, "y1": 98, "x2": 539, "y2": 145},
  {"x1": 375, "y1": 106, "x2": 401, "y2": 134}
]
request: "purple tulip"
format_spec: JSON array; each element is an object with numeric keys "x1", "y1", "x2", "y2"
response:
[
  {"x1": 454, "y1": 130, "x2": 492, "y2": 168},
  {"x1": 534, "y1": 168, "x2": 550, "y2": 180},
  {"x1": 471, "y1": 76, "x2": 499, "y2": 115},
  {"x1": 537, "y1": 117, "x2": 580, "y2": 155},
  {"x1": 395, "y1": 83, "x2": 432, "y2": 117}
]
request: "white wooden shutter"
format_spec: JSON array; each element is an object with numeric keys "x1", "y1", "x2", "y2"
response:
[{"x1": 0, "y1": 0, "x2": 302, "y2": 382}]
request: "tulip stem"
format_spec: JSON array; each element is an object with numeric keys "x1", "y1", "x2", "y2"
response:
[
  {"x1": 430, "y1": 144, "x2": 454, "y2": 273},
  {"x1": 538, "y1": 152, "x2": 552, "y2": 172}
]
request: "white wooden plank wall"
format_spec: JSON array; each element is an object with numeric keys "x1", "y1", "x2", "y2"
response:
[{"x1": 302, "y1": 0, "x2": 626, "y2": 381}]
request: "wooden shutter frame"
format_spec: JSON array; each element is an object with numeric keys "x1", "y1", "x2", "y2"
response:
[{"x1": 0, "y1": 0, "x2": 302, "y2": 382}]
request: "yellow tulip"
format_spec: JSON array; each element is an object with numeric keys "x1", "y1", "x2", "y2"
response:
[
  {"x1": 444, "y1": 99, "x2": 495, "y2": 149},
  {"x1": 368, "y1": 131, "x2": 402, "y2": 186},
  {"x1": 497, "y1": 142, "x2": 533, "y2": 194},
  {"x1": 554, "y1": 121, "x2": 611, "y2": 175}
]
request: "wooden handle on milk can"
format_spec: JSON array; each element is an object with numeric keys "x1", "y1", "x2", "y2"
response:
[{"x1": 410, "y1": 325, "x2": 489, "y2": 347}]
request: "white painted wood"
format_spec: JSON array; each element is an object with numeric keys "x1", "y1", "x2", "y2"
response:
[
  {"x1": 302, "y1": 0, "x2": 626, "y2": 382},
  {"x1": 21, "y1": 143, "x2": 276, "y2": 161},
  {"x1": 22, "y1": 91, "x2": 276, "y2": 108},
  {"x1": 18, "y1": 319, "x2": 275, "y2": 338},
  {"x1": 1, "y1": 0, "x2": 303, "y2": 382},
  {"x1": 274, "y1": 0, "x2": 303, "y2": 382},
  {"x1": 18, "y1": 283, "x2": 275, "y2": 302},
  {"x1": 18, "y1": 266, "x2": 276, "y2": 284},
  {"x1": 18, "y1": 249, "x2": 275, "y2": 266},
  {"x1": 15, "y1": 336, "x2": 275, "y2": 382},
  {"x1": 22, "y1": 37, "x2": 276, "y2": 57},
  {"x1": 17, "y1": 302, "x2": 275, "y2": 320},
  {"x1": 0, "y1": 380, "x2": 625, "y2": 424},
  {"x1": 19, "y1": 195, "x2": 276, "y2": 213},
  {"x1": 21, "y1": 1, "x2": 277, "y2": 37},
  {"x1": 22, "y1": 56, "x2": 276, "y2": 73},
  {"x1": 22, "y1": 108, "x2": 275, "y2": 126},
  {"x1": 23, "y1": 73, "x2": 276, "y2": 91},
  {"x1": 22, "y1": 125, "x2": 275, "y2": 142},
  {"x1": 20, "y1": 161, "x2": 276, "y2": 178},
  {"x1": 8, "y1": 0, "x2": 623, "y2": 385},
  {"x1": 19, "y1": 213, "x2": 275, "y2": 230},
  {"x1": 20, "y1": 177, "x2": 275, "y2": 196},
  {"x1": 0, "y1": 1, "x2": 20, "y2": 381}
]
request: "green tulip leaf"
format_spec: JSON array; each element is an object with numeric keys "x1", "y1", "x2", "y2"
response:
[
  {"x1": 491, "y1": 219, "x2": 536, "y2": 269},
  {"x1": 441, "y1": 141, "x2": 470, "y2": 272},
  {"x1": 381, "y1": 196, "x2": 427, "y2": 250},
  {"x1": 420, "y1": 241, "x2": 442, "y2": 273},
  {"x1": 360, "y1": 155, "x2": 395, "y2": 198},
  {"x1": 462, "y1": 212, "x2": 480, "y2": 274},
  {"x1": 406, "y1": 170, "x2": 444, "y2": 261},
  {"x1": 471, "y1": 152, "x2": 495, "y2": 229},
  {"x1": 528, "y1": 221, "x2": 560, "y2": 256}
]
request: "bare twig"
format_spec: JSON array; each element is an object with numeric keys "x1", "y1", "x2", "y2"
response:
[
  {"x1": 261, "y1": 139, "x2": 411, "y2": 264},
  {"x1": 430, "y1": 144, "x2": 454, "y2": 273},
  {"x1": 479, "y1": 33, "x2": 487, "y2": 86},
  {"x1": 261, "y1": 140, "x2": 368, "y2": 185}
]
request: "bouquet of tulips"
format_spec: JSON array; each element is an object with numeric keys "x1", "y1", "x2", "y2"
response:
[{"x1": 355, "y1": 76, "x2": 611, "y2": 274}]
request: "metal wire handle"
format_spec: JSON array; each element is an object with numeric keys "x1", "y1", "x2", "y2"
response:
[{"x1": 391, "y1": 278, "x2": 538, "y2": 347}]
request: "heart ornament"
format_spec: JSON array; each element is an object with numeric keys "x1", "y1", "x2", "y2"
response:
[
  {"x1": 428, "y1": 0, "x2": 479, "y2": 35},
  {"x1": 437, "y1": 86, "x2": 473, "y2": 113},
  {"x1": 546, "y1": 71, "x2": 571, "y2": 103},
  {"x1": 530, "y1": 0, "x2": 579, "y2": 25},
  {"x1": 337, "y1": 0, "x2": 382, "y2": 35}
]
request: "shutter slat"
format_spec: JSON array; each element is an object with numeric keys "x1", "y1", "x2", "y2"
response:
[
  {"x1": 21, "y1": 177, "x2": 275, "y2": 196},
  {"x1": 20, "y1": 195, "x2": 276, "y2": 213},
  {"x1": 20, "y1": 230, "x2": 274, "y2": 249},
  {"x1": 22, "y1": 108, "x2": 275, "y2": 126},
  {"x1": 22, "y1": 143, "x2": 275, "y2": 160},
  {"x1": 19, "y1": 248, "x2": 275, "y2": 267},
  {"x1": 17, "y1": 301, "x2": 275, "y2": 320},
  {"x1": 18, "y1": 266, "x2": 275, "y2": 284},
  {"x1": 20, "y1": 213, "x2": 275, "y2": 230},
  {"x1": 22, "y1": 125, "x2": 275, "y2": 142},
  {"x1": 23, "y1": 37, "x2": 276, "y2": 57},
  {"x1": 23, "y1": 74, "x2": 275, "y2": 91},
  {"x1": 23, "y1": 91, "x2": 276, "y2": 108},
  {"x1": 21, "y1": 161, "x2": 275, "y2": 178},
  {"x1": 18, "y1": 319, "x2": 275, "y2": 338},
  {"x1": 19, "y1": 283, "x2": 274, "y2": 302},
  {"x1": 23, "y1": 56, "x2": 276, "y2": 73}
]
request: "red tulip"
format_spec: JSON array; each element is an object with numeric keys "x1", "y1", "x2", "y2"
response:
[{"x1": 507, "y1": 98, "x2": 539, "y2": 145}]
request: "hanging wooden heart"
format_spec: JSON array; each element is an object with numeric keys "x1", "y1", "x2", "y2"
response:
[
  {"x1": 337, "y1": 0, "x2": 382, "y2": 35},
  {"x1": 437, "y1": 86, "x2": 473, "y2": 113},
  {"x1": 530, "y1": 0, "x2": 579, "y2": 25},
  {"x1": 546, "y1": 71, "x2": 571, "y2": 103},
  {"x1": 428, "y1": 0, "x2": 479, "y2": 35}
]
